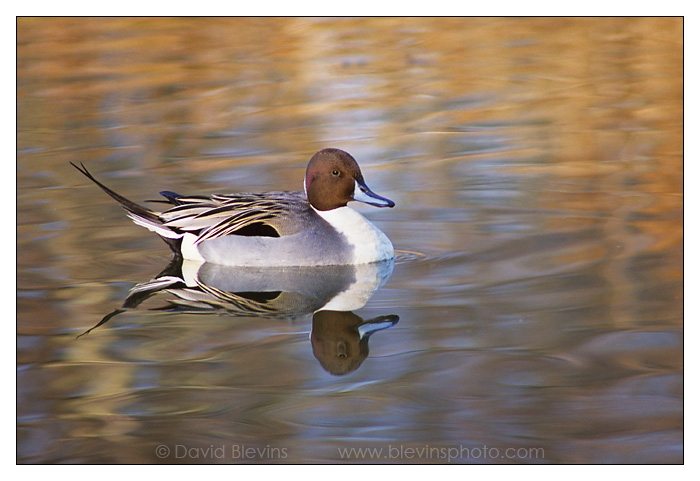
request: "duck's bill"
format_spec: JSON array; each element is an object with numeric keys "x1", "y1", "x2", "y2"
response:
[
  {"x1": 357, "y1": 314, "x2": 400, "y2": 339},
  {"x1": 354, "y1": 180, "x2": 395, "y2": 208}
]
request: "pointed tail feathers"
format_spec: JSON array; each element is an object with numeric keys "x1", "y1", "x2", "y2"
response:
[{"x1": 71, "y1": 163, "x2": 184, "y2": 251}]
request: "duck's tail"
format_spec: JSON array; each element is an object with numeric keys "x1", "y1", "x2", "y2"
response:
[{"x1": 70, "y1": 162, "x2": 183, "y2": 254}]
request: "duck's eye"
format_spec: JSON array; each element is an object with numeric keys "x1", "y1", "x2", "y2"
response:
[{"x1": 332, "y1": 170, "x2": 339, "y2": 176}]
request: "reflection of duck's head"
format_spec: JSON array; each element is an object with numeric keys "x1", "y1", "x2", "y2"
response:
[{"x1": 311, "y1": 310, "x2": 398, "y2": 376}]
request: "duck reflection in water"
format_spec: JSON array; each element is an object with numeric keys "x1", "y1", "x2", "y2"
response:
[
  {"x1": 78, "y1": 257, "x2": 399, "y2": 375},
  {"x1": 311, "y1": 310, "x2": 397, "y2": 376}
]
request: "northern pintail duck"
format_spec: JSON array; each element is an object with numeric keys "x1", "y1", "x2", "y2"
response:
[{"x1": 71, "y1": 148, "x2": 395, "y2": 266}]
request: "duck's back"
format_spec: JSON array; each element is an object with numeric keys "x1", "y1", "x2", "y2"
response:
[{"x1": 164, "y1": 191, "x2": 354, "y2": 266}]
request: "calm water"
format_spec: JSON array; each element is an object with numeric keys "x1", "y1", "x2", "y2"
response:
[{"x1": 17, "y1": 18, "x2": 683, "y2": 464}]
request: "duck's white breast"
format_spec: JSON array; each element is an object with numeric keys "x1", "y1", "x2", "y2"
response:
[{"x1": 314, "y1": 206, "x2": 394, "y2": 264}]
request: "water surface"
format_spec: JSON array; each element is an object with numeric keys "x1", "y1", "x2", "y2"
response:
[{"x1": 17, "y1": 17, "x2": 683, "y2": 464}]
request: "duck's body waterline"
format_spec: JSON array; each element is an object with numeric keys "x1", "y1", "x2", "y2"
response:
[{"x1": 72, "y1": 148, "x2": 395, "y2": 267}]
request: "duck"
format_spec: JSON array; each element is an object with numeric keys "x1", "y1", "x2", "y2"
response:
[{"x1": 71, "y1": 148, "x2": 395, "y2": 266}]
